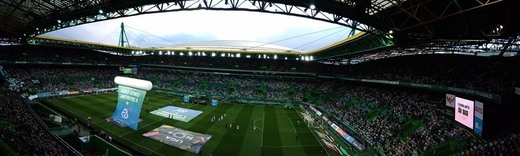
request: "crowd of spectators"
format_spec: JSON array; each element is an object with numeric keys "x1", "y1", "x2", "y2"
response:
[
  {"x1": 321, "y1": 84, "x2": 474, "y2": 155},
  {"x1": 2, "y1": 66, "x2": 322, "y2": 101},
  {"x1": 0, "y1": 86, "x2": 74, "y2": 155},
  {"x1": 137, "y1": 67, "x2": 320, "y2": 101},
  {"x1": 0, "y1": 65, "x2": 519, "y2": 155},
  {"x1": 319, "y1": 48, "x2": 419, "y2": 65},
  {"x1": 2, "y1": 45, "x2": 518, "y2": 95},
  {"x1": 463, "y1": 132, "x2": 520, "y2": 155},
  {"x1": 338, "y1": 54, "x2": 520, "y2": 95},
  {"x1": 1, "y1": 45, "x2": 519, "y2": 155},
  {"x1": 320, "y1": 83, "x2": 520, "y2": 155},
  {"x1": 4, "y1": 67, "x2": 119, "y2": 94}
]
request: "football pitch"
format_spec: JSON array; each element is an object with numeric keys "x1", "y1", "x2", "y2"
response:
[{"x1": 43, "y1": 92, "x2": 337, "y2": 156}]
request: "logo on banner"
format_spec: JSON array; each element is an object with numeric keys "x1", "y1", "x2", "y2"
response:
[
  {"x1": 446, "y1": 94, "x2": 456, "y2": 108},
  {"x1": 474, "y1": 101, "x2": 484, "y2": 136},
  {"x1": 111, "y1": 85, "x2": 147, "y2": 130},
  {"x1": 475, "y1": 106, "x2": 483, "y2": 115},
  {"x1": 447, "y1": 97, "x2": 454, "y2": 104},
  {"x1": 150, "y1": 106, "x2": 203, "y2": 122},
  {"x1": 143, "y1": 125, "x2": 212, "y2": 153},
  {"x1": 121, "y1": 108, "x2": 129, "y2": 119}
]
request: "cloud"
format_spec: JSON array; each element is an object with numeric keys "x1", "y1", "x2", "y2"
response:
[
  {"x1": 129, "y1": 33, "x2": 218, "y2": 47},
  {"x1": 42, "y1": 10, "x2": 353, "y2": 51}
]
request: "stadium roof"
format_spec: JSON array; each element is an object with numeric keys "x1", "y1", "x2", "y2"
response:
[
  {"x1": 0, "y1": 0, "x2": 386, "y2": 39},
  {"x1": 1, "y1": 0, "x2": 517, "y2": 39},
  {"x1": 2, "y1": 0, "x2": 518, "y2": 59},
  {"x1": 37, "y1": 10, "x2": 359, "y2": 52}
]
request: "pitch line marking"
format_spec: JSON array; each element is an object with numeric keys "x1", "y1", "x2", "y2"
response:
[
  {"x1": 253, "y1": 117, "x2": 264, "y2": 131},
  {"x1": 38, "y1": 103, "x2": 66, "y2": 119},
  {"x1": 51, "y1": 101, "x2": 165, "y2": 156},
  {"x1": 93, "y1": 135, "x2": 132, "y2": 156},
  {"x1": 261, "y1": 110, "x2": 265, "y2": 147},
  {"x1": 97, "y1": 121, "x2": 165, "y2": 155},
  {"x1": 288, "y1": 113, "x2": 298, "y2": 134},
  {"x1": 119, "y1": 118, "x2": 167, "y2": 137},
  {"x1": 262, "y1": 145, "x2": 323, "y2": 148},
  {"x1": 102, "y1": 124, "x2": 165, "y2": 156},
  {"x1": 294, "y1": 107, "x2": 331, "y2": 156}
]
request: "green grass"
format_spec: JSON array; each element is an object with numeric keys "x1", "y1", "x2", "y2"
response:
[
  {"x1": 42, "y1": 92, "x2": 337, "y2": 156},
  {"x1": 0, "y1": 138, "x2": 18, "y2": 156}
]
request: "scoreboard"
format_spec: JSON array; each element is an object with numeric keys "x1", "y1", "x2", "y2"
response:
[
  {"x1": 446, "y1": 94, "x2": 484, "y2": 136},
  {"x1": 120, "y1": 67, "x2": 139, "y2": 75}
]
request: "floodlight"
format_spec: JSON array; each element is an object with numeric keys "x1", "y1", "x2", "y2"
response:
[{"x1": 310, "y1": 4, "x2": 316, "y2": 9}]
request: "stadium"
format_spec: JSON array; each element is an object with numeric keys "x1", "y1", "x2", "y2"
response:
[{"x1": 1, "y1": 0, "x2": 520, "y2": 156}]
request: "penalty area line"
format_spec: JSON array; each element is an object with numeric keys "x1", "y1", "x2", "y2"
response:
[
  {"x1": 261, "y1": 110, "x2": 265, "y2": 147},
  {"x1": 87, "y1": 117, "x2": 166, "y2": 156},
  {"x1": 262, "y1": 145, "x2": 324, "y2": 148},
  {"x1": 118, "y1": 118, "x2": 167, "y2": 137},
  {"x1": 295, "y1": 107, "x2": 331, "y2": 156},
  {"x1": 253, "y1": 117, "x2": 264, "y2": 131},
  {"x1": 53, "y1": 104, "x2": 165, "y2": 156}
]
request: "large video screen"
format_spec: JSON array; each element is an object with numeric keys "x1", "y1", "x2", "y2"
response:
[
  {"x1": 123, "y1": 68, "x2": 133, "y2": 74},
  {"x1": 454, "y1": 97, "x2": 474, "y2": 129}
]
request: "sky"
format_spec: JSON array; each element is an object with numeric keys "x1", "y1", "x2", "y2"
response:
[{"x1": 41, "y1": 10, "x2": 355, "y2": 52}]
